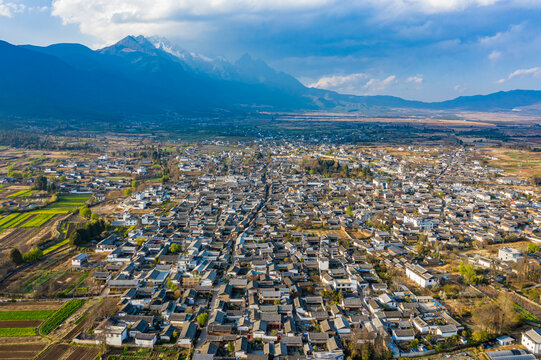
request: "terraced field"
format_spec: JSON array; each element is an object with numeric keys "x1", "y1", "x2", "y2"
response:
[
  {"x1": 8, "y1": 190, "x2": 37, "y2": 198},
  {"x1": 37, "y1": 344, "x2": 99, "y2": 360},
  {"x1": 19, "y1": 214, "x2": 55, "y2": 228},
  {"x1": 0, "y1": 308, "x2": 58, "y2": 339},
  {"x1": 0, "y1": 213, "x2": 34, "y2": 229},
  {"x1": 35, "y1": 195, "x2": 91, "y2": 214},
  {"x1": 0, "y1": 343, "x2": 46, "y2": 360}
]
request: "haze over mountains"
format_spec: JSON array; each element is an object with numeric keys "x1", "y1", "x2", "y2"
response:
[{"x1": 1, "y1": 35, "x2": 541, "y2": 120}]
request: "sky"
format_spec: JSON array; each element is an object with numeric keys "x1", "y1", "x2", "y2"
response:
[{"x1": 1, "y1": 0, "x2": 541, "y2": 101}]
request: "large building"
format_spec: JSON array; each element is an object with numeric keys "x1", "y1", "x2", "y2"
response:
[
  {"x1": 522, "y1": 328, "x2": 541, "y2": 355},
  {"x1": 405, "y1": 264, "x2": 438, "y2": 288},
  {"x1": 498, "y1": 247, "x2": 522, "y2": 263}
]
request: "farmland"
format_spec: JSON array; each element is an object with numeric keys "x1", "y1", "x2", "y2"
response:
[
  {"x1": 8, "y1": 190, "x2": 37, "y2": 198},
  {"x1": 37, "y1": 344, "x2": 100, "y2": 360},
  {"x1": 0, "y1": 328, "x2": 37, "y2": 337},
  {"x1": 0, "y1": 343, "x2": 46, "y2": 359},
  {"x1": 40, "y1": 299, "x2": 86, "y2": 335},
  {"x1": 0, "y1": 310, "x2": 55, "y2": 321},
  {"x1": 20, "y1": 214, "x2": 55, "y2": 228},
  {"x1": 42, "y1": 239, "x2": 69, "y2": 255},
  {"x1": 0, "y1": 213, "x2": 34, "y2": 229},
  {"x1": 35, "y1": 194, "x2": 91, "y2": 214},
  {"x1": 0, "y1": 303, "x2": 60, "y2": 343},
  {"x1": 0, "y1": 212, "x2": 55, "y2": 229}
]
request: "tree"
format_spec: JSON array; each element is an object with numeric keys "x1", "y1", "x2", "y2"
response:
[
  {"x1": 79, "y1": 206, "x2": 91, "y2": 219},
  {"x1": 9, "y1": 248, "x2": 23, "y2": 265},
  {"x1": 459, "y1": 262, "x2": 477, "y2": 284},
  {"x1": 132, "y1": 180, "x2": 140, "y2": 189},
  {"x1": 124, "y1": 188, "x2": 132, "y2": 197},
  {"x1": 33, "y1": 175, "x2": 47, "y2": 191},
  {"x1": 471, "y1": 330, "x2": 490, "y2": 342},
  {"x1": 166, "y1": 278, "x2": 178, "y2": 291},
  {"x1": 169, "y1": 243, "x2": 181, "y2": 254},
  {"x1": 527, "y1": 243, "x2": 541, "y2": 254},
  {"x1": 46, "y1": 183, "x2": 56, "y2": 194},
  {"x1": 91, "y1": 213, "x2": 100, "y2": 221},
  {"x1": 197, "y1": 312, "x2": 209, "y2": 327},
  {"x1": 472, "y1": 293, "x2": 520, "y2": 334}
]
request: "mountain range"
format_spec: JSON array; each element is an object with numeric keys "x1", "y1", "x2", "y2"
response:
[{"x1": 1, "y1": 35, "x2": 541, "y2": 121}]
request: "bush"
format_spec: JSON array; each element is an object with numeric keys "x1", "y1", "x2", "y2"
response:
[
  {"x1": 79, "y1": 206, "x2": 91, "y2": 219},
  {"x1": 22, "y1": 248, "x2": 43, "y2": 263}
]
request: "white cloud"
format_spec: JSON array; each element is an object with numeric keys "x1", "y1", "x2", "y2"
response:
[
  {"x1": 309, "y1": 73, "x2": 396, "y2": 95},
  {"x1": 488, "y1": 50, "x2": 501, "y2": 60},
  {"x1": 407, "y1": 75, "x2": 423, "y2": 83},
  {"x1": 497, "y1": 67, "x2": 541, "y2": 83},
  {"x1": 371, "y1": 0, "x2": 501, "y2": 15},
  {"x1": 0, "y1": 0, "x2": 25, "y2": 17},
  {"x1": 508, "y1": 67, "x2": 541, "y2": 79},
  {"x1": 50, "y1": 0, "x2": 541, "y2": 45},
  {"x1": 309, "y1": 73, "x2": 368, "y2": 90},
  {"x1": 454, "y1": 84, "x2": 466, "y2": 94}
]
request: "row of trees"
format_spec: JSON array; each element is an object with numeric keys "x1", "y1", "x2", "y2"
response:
[
  {"x1": 302, "y1": 159, "x2": 373, "y2": 179},
  {"x1": 472, "y1": 293, "x2": 519, "y2": 334},
  {"x1": 9, "y1": 247, "x2": 43, "y2": 265},
  {"x1": 33, "y1": 175, "x2": 57, "y2": 193},
  {"x1": 70, "y1": 219, "x2": 106, "y2": 246}
]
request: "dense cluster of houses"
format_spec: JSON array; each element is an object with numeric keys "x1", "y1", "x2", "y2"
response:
[{"x1": 67, "y1": 143, "x2": 541, "y2": 358}]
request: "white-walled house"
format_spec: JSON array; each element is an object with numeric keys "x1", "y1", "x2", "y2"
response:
[
  {"x1": 522, "y1": 329, "x2": 541, "y2": 355},
  {"x1": 105, "y1": 325, "x2": 127, "y2": 346},
  {"x1": 405, "y1": 264, "x2": 438, "y2": 288}
]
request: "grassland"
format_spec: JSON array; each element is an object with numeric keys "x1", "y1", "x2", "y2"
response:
[
  {"x1": 0, "y1": 310, "x2": 56, "y2": 321},
  {"x1": 482, "y1": 147, "x2": 541, "y2": 179},
  {"x1": 0, "y1": 327, "x2": 37, "y2": 337}
]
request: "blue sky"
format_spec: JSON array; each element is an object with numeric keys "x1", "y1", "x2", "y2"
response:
[{"x1": 2, "y1": 0, "x2": 541, "y2": 101}]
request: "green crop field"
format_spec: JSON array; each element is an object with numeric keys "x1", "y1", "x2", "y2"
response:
[
  {"x1": 34, "y1": 194, "x2": 91, "y2": 214},
  {"x1": 8, "y1": 190, "x2": 37, "y2": 198},
  {"x1": 0, "y1": 310, "x2": 56, "y2": 321},
  {"x1": 40, "y1": 299, "x2": 86, "y2": 335},
  {"x1": 42, "y1": 239, "x2": 69, "y2": 255},
  {"x1": 0, "y1": 328, "x2": 37, "y2": 337},
  {"x1": 0, "y1": 213, "x2": 18, "y2": 227},
  {"x1": 20, "y1": 214, "x2": 55, "y2": 228},
  {"x1": 0, "y1": 213, "x2": 34, "y2": 228}
]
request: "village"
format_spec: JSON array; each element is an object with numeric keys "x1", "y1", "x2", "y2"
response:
[{"x1": 0, "y1": 140, "x2": 540, "y2": 360}]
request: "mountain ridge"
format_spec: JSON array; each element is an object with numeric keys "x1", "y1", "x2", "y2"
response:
[{"x1": 2, "y1": 35, "x2": 541, "y2": 121}]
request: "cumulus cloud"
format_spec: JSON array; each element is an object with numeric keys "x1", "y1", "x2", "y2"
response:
[
  {"x1": 407, "y1": 75, "x2": 424, "y2": 83},
  {"x1": 0, "y1": 0, "x2": 25, "y2": 17},
  {"x1": 308, "y1": 73, "x2": 396, "y2": 95}
]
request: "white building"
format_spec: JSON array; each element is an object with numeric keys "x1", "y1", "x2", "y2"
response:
[
  {"x1": 498, "y1": 247, "x2": 522, "y2": 263},
  {"x1": 522, "y1": 329, "x2": 541, "y2": 355},
  {"x1": 105, "y1": 325, "x2": 127, "y2": 346},
  {"x1": 405, "y1": 264, "x2": 438, "y2": 288},
  {"x1": 71, "y1": 253, "x2": 88, "y2": 267}
]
